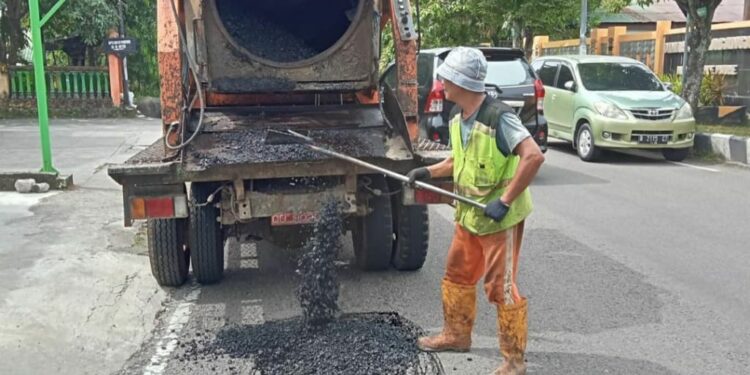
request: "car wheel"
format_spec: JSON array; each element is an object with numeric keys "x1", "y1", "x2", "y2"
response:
[
  {"x1": 576, "y1": 123, "x2": 601, "y2": 162},
  {"x1": 662, "y1": 148, "x2": 690, "y2": 162}
]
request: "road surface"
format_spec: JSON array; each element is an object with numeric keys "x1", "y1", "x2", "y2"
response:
[{"x1": 1, "y1": 120, "x2": 748, "y2": 374}]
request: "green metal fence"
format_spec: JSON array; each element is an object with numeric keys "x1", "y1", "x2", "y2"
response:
[{"x1": 9, "y1": 66, "x2": 110, "y2": 100}]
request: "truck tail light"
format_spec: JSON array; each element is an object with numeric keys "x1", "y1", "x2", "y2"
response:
[
  {"x1": 411, "y1": 181, "x2": 455, "y2": 205},
  {"x1": 534, "y1": 79, "x2": 545, "y2": 113},
  {"x1": 130, "y1": 196, "x2": 188, "y2": 220},
  {"x1": 424, "y1": 80, "x2": 445, "y2": 114}
]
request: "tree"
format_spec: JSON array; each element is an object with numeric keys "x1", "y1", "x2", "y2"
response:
[
  {"x1": 0, "y1": 0, "x2": 119, "y2": 66},
  {"x1": 627, "y1": 0, "x2": 723, "y2": 110},
  {"x1": 124, "y1": 0, "x2": 159, "y2": 97},
  {"x1": 407, "y1": 0, "x2": 622, "y2": 59},
  {"x1": 500, "y1": 0, "x2": 596, "y2": 57},
  {"x1": 0, "y1": 0, "x2": 28, "y2": 65},
  {"x1": 42, "y1": 0, "x2": 119, "y2": 66},
  {"x1": 674, "y1": 0, "x2": 722, "y2": 110}
]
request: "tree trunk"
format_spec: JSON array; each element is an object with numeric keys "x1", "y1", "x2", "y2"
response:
[
  {"x1": 510, "y1": 19, "x2": 523, "y2": 49},
  {"x1": 678, "y1": 0, "x2": 721, "y2": 110},
  {"x1": 0, "y1": 2, "x2": 7, "y2": 64},
  {"x1": 522, "y1": 27, "x2": 534, "y2": 59},
  {"x1": 5, "y1": 0, "x2": 26, "y2": 65}
]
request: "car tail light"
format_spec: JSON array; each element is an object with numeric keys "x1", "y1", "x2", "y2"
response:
[
  {"x1": 424, "y1": 80, "x2": 445, "y2": 114},
  {"x1": 130, "y1": 196, "x2": 188, "y2": 220},
  {"x1": 534, "y1": 79, "x2": 545, "y2": 113}
]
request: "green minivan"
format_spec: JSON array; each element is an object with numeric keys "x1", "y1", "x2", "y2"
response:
[{"x1": 531, "y1": 55, "x2": 695, "y2": 162}]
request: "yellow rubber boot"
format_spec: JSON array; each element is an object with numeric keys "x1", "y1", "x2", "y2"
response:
[
  {"x1": 418, "y1": 280, "x2": 476, "y2": 352},
  {"x1": 493, "y1": 298, "x2": 528, "y2": 375}
]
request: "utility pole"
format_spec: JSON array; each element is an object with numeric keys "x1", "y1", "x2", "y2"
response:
[
  {"x1": 28, "y1": 0, "x2": 67, "y2": 173},
  {"x1": 118, "y1": 0, "x2": 131, "y2": 107},
  {"x1": 579, "y1": 0, "x2": 588, "y2": 55}
]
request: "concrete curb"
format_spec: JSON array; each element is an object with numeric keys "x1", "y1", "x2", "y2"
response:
[
  {"x1": 694, "y1": 133, "x2": 750, "y2": 165},
  {"x1": 0, "y1": 172, "x2": 73, "y2": 191}
]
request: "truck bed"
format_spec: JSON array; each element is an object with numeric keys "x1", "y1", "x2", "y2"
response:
[
  {"x1": 110, "y1": 107, "x2": 450, "y2": 185},
  {"x1": 126, "y1": 127, "x2": 390, "y2": 168}
]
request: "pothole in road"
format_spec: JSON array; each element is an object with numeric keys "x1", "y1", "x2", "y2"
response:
[
  {"x1": 178, "y1": 312, "x2": 443, "y2": 375},
  {"x1": 170, "y1": 198, "x2": 444, "y2": 374}
]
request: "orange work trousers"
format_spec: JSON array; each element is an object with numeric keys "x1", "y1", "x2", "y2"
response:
[{"x1": 444, "y1": 221, "x2": 525, "y2": 306}]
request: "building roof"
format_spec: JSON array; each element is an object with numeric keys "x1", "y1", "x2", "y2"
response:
[{"x1": 598, "y1": 0, "x2": 746, "y2": 24}]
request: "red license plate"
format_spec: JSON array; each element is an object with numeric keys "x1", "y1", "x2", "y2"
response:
[{"x1": 271, "y1": 212, "x2": 318, "y2": 226}]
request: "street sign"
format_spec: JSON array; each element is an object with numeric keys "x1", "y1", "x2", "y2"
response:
[{"x1": 104, "y1": 37, "x2": 139, "y2": 56}]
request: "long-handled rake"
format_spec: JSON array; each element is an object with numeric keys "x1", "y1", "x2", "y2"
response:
[{"x1": 264, "y1": 129, "x2": 487, "y2": 210}]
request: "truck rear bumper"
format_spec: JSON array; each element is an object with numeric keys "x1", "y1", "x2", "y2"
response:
[{"x1": 219, "y1": 178, "x2": 358, "y2": 226}]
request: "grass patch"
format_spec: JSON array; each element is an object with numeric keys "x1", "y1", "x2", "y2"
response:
[
  {"x1": 689, "y1": 148, "x2": 725, "y2": 164},
  {"x1": 697, "y1": 124, "x2": 750, "y2": 137}
]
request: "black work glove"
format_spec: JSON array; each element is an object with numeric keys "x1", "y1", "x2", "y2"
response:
[
  {"x1": 484, "y1": 199, "x2": 510, "y2": 222},
  {"x1": 406, "y1": 167, "x2": 431, "y2": 186}
]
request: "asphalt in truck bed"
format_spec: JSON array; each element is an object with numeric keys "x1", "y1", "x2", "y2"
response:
[{"x1": 125, "y1": 128, "x2": 388, "y2": 170}]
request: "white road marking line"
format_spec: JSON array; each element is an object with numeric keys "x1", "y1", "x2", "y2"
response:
[
  {"x1": 668, "y1": 161, "x2": 720, "y2": 173},
  {"x1": 143, "y1": 285, "x2": 201, "y2": 375}
]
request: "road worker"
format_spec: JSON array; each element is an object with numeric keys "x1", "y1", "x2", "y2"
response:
[{"x1": 406, "y1": 47, "x2": 545, "y2": 375}]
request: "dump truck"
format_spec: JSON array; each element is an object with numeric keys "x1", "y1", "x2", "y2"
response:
[{"x1": 108, "y1": 0, "x2": 452, "y2": 287}]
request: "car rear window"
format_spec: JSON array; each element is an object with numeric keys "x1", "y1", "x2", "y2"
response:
[
  {"x1": 485, "y1": 59, "x2": 535, "y2": 86},
  {"x1": 578, "y1": 62, "x2": 664, "y2": 91}
]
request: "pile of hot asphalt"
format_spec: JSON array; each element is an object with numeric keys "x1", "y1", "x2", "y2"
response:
[{"x1": 177, "y1": 199, "x2": 443, "y2": 374}]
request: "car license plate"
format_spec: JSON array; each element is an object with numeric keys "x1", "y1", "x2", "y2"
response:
[
  {"x1": 271, "y1": 212, "x2": 318, "y2": 226},
  {"x1": 637, "y1": 134, "x2": 670, "y2": 144}
]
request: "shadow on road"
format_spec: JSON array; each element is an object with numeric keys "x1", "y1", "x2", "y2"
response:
[
  {"x1": 522, "y1": 228, "x2": 666, "y2": 334},
  {"x1": 462, "y1": 350, "x2": 681, "y2": 375},
  {"x1": 533, "y1": 164, "x2": 609, "y2": 186},
  {"x1": 547, "y1": 141, "x2": 673, "y2": 165},
  {"x1": 526, "y1": 351, "x2": 682, "y2": 375}
]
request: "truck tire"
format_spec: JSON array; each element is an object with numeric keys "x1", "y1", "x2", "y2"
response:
[
  {"x1": 391, "y1": 198, "x2": 429, "y2": 271},
  {"x1": 387, "y1": 179, "x2": 429, "y2": 271},
  {"x1": 147, "y1": 219, "x2": 189, "y2": 287},
  {"x1": 352, "y1": 175, "x2": 394, "y2": 271},
  {"x1": 189, "y1": 183, "x2": 224, "y2": 284}
]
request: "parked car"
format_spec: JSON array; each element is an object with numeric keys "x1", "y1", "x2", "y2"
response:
[
  {"x1": 530, "y1": 55, "x2": 696, "y2": 162},
  {"x1": 381, "y1": 47, "x2": 548, "y2": 152}
]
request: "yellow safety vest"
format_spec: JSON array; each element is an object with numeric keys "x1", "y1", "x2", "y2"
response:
[{"x1": 450, "y1": 98, "x2": 533, "y2": 235}]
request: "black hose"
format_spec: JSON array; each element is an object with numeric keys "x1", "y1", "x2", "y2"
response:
[{"x1": 165, "y1": 0, "x2": 206, "y2": 150}]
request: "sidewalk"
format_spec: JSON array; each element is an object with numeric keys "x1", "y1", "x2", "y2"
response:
[
  {"x1": 0, "y1": 118, "x2": 168, "y2": 375},
  {"x1": 694, "y1": 132, "x2": 750, "y2": 165}
]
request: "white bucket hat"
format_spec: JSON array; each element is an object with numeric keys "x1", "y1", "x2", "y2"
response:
[{"x1": 436, "y1": 47, "x2": 487, "y2": 93}]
